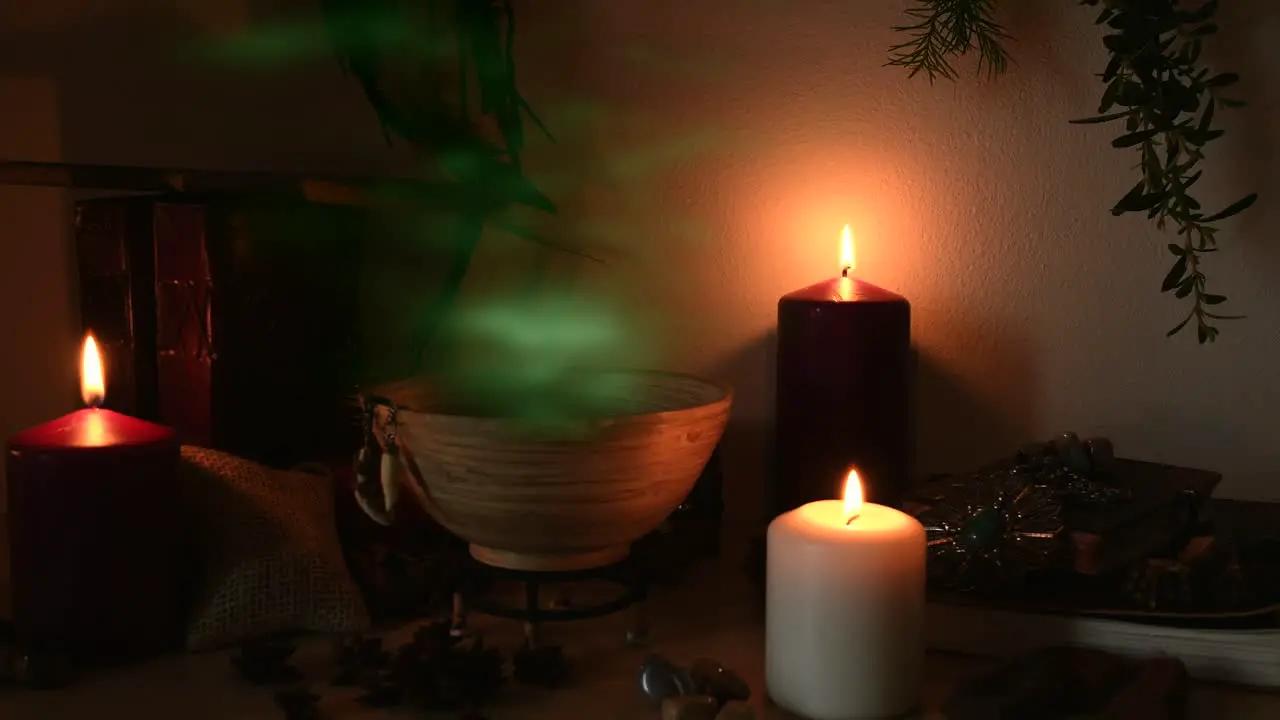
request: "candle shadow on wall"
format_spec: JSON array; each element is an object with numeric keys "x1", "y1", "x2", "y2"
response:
[
  {"x1": 708, "y1": 329, "x2": 778, "y2": 557},
  {"x1": 911, "y1": 330, "x2": 1039, "y2": 479}
]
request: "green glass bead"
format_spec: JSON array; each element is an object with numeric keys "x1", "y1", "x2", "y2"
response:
[{"x1": 958, "y1": 507, "x2": 1005, "y2": 551}]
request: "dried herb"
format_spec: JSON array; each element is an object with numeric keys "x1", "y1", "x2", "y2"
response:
[
  {"x1": 273, "y1": 687, "x2": 321, "y2": 720},
  {"x1": 331, "y1": 635, "x2": 390, "y2": 686},
  {"x1": 512, "y1": 641, "x2": 571, "y2": 688},
  {"x1": 320, "y1": 0, "x2": 565, "y2": 368},
  {"x1": 889, "y1": 0, "x2": 1258, "y2": 341},
  {"x1": 231, "y1": 637, "x2": 301, "y2": 686},
  {"x1": 234, "y1": 618, "x2": 536, "y2": 718},
  {"x1": 1075, "y1": 0, "x2": 1255, "y2": 342},
  {"x1": 354, "y1": 674, "x2": 404, "y2": 709},
  {"x1": 887, "y1": 0, "x2": 1010, "y2": 82}
]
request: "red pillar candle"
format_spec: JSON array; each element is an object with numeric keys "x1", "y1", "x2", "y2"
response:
[
  {"x1": 5, "y1": 335, "x2": 182, "y2": 665},
  {"x1": 774, "y1": 226, "x2": 911, "y2": 517}
]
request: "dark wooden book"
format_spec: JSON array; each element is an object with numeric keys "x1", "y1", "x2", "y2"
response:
[
  {"x1": 1066, "y1": 458, "x2": 1221, "y2": 575},
  {"x1": 74, "y1": 199, "x2": 161, "y2": 419},
  {"x1": 74, "y1": 194, "x2": 369, "y2": 467}
]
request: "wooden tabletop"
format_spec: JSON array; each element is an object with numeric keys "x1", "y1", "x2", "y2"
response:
[{"x1": 0, "y1": 550, "x2": 1278, "y2": 720}]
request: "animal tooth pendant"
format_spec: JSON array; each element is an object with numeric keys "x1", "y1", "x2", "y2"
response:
[
  {"x1": 380, "y1": 444, "x2": 401, "y2": 515},
  {"x1": 354, "y1": 447, "x2": 393, "y2": 526}
]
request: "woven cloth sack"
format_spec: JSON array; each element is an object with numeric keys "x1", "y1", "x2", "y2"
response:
[{"x1": 180, "y1": 446, "x2": 370, "y2": 650}]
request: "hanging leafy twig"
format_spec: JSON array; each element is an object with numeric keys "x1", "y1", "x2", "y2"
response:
[
  {"x1": 320, "y1": 0, "x2": 561, "y2": 368},
  {"x1": 887, "y1": 0, "x2": 1011, "y2": 82},
  {"x1": 1074, "y1": 0, "x2": 1256, "y2": 342}
]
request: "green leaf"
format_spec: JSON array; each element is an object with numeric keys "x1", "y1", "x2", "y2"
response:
[
  {"x1": 1185, "y1": 0, "x2": 1220, "y2": 24},
  {"x1": 1161, "y1": 255, "x2": 1188, "y2": 292},
  {"x1": 1167, "y1": 243, "x2": 1185, "y2": 256},
  {"x1": 1187, "y1": 128, "x2": 1225, "y2": 144},
  {"x1": 1166, "y1": 313, "x2": 1193, "y2": 337},
  {"x1": 1098, "y1": 79, "x2": 1122, "y2": 113},
  {"x1": 1113, "y1": 128, "x2": 1159, "y2": 148},
  {"x1": 1197, "y1": 98, "x2": 1215, "y2": 134},
  {"x1": 1175, "y1": 277, "x2": 1196, "y2": 298},
  {"x1": 1113, "y1": 181, "x2": 1163, "y2": 214},
  {"x1": 1206, "y1": 72, "x2": 1240, "y2": 87},
  {"x1": 1102, "y1": 53, "x2": 1122, "y2": 81},
  {"x1": 1202, "y1": 294, "x2": 1227, "y2": 305},
  {"x1": 1071, "y1": 111, "x2": 1132, "y2": 125},
  {"x1": 1201, "y1": 194, "x2": 1258, "y2": 223},
  {"x1": 1116, "y1": 80, "x2": 1146, "y2": 107},
  {"x1": 1102, "y1": 33, "x2": 1134, "y2": 53}
]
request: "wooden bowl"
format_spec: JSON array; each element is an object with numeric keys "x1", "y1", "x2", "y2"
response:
[{"x1": 372, "y1": 370, "x2": 732, "y2": 571}]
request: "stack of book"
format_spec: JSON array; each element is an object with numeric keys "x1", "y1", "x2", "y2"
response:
[{"x1": 925, "y1": 498, "x2": 1280, "y2": 687}]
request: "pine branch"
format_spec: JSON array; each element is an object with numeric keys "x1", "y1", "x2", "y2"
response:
[{"x1": 887, "y1": 0, "x2": 1011, "y2": 82}]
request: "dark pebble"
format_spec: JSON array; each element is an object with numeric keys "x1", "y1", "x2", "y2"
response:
[
  {"x1": 689, "y1": 658, "x2": 750, "y2": 704},
  {"x1": 639, "y1": 654, "x2": 695, "y2": 705},
  {"x1": 1017, "y1": 441, "x2": 1054, "y2": 464},
  {"x1": 1084, "y1": 437, "x2": 1116, "y2": 473},
  {"x1": 1054, "y1": 432, "x2": 1093, "y2": 474},
  {"x1": 662, "y1": 694, "x2": 719, "y2": 720}
]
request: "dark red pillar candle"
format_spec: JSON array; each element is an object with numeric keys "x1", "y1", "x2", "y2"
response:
[
  {"x1": 775, "y1": 265, "x2": 911, "y2": 517},
  {"x1": 5, "y1": 406, "x2": 182, "y2": 665}
]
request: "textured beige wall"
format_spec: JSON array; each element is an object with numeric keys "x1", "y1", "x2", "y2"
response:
[
  {"x1": 0, "y1": 74, "x2": 79, "y2": 518},
  {"x1": 1, "y1": 1, "x2": 1278, "y2": 531},
  {"x1": 507, "y1": 0, "x2": 1280, "y2": 531}
]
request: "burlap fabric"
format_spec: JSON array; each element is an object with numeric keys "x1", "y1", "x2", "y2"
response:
[{"x1": 180, "y1": 446, "x2": 369, "y2": 650}]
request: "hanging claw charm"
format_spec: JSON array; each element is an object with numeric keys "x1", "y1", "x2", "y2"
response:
[{"x1": 354, "y1": 397, "x2": 401, "y2": 526}]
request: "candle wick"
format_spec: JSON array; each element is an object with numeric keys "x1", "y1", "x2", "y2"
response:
[
  {"x1": 845, "y1": 513, "x2": 859, "y2": 525},
  {"x1": 841, "y1": 267, "x2": 850, "y2": 278}
]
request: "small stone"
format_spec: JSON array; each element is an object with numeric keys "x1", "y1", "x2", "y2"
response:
[
  {"x1": 957, "y1": 507, "x2": 1005, "y2": 551},
  {"x1": 1054, "y1": 432, "x2": 1092, "y2": 474},
  {"x1": 715, "y1": 700, "x2": 757, "y2": 719},
  {"x1": 662, "y1": 694, "x2": 719, "y2": 720},
  {"x1": 1017, "y1": 441, "x2": 1054, "y2": 464},
  {"x1": 1084, "y1": 437, "x2": 1116, "y2": 473},
  {"x1": 689, "y1": 658, "x2": 750, "y2": 704},
  {"x1": 639, "y1": 654, "x2": 695, "y2": 705},
  {"x1": 14, "y1": 652, "x2": 75, "y2": 690}
]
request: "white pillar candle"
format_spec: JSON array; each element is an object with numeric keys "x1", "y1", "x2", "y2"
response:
[{"x1": 766, "y1": 470, "x2": 927, "y2": 719}]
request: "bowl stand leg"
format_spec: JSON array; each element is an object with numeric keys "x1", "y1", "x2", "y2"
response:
[
  {"x1": 450, "y1": 591, "x2": 468, "y2": 638},
  {"x1": 523, "y1": 582, "x2": 541, "y2": 648}
]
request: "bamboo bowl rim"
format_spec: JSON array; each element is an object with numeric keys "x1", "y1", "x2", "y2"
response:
[{"x1": 368, "y1": 369, "x2": 733, "y2": 430}]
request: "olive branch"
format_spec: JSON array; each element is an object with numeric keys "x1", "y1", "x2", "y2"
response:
[{"x1": 888, "y1": 0, "x2": 1258, "y2": 342}]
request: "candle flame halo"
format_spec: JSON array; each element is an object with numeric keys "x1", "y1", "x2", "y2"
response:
[
  {"x1": 81, "y1": 334, "x2": 105, "y2": 408},
  {"x1": 839, "y1": 225, "x2": 856, "y2": 277},
  {"x1": 843, "y1": 468, "x2": 863, "y2": 524}
]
